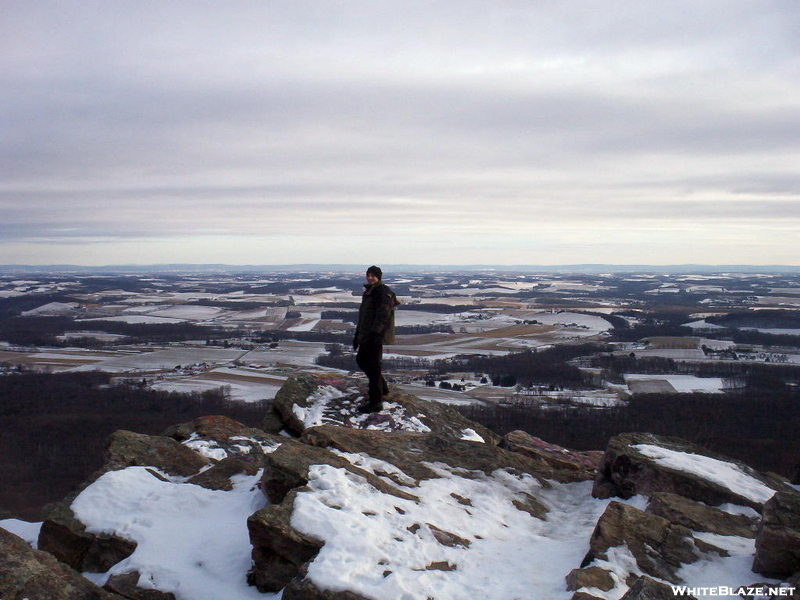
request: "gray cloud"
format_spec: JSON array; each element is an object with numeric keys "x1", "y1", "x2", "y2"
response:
[{"x1": 1, "y1": 0, "x2": 798, "y2": 264}]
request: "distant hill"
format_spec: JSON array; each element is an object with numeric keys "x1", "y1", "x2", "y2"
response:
[{"x1": 2, "y1": 263, "x2": 799, "y2": 274}]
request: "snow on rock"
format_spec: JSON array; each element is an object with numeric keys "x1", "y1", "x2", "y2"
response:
[
  {"x1": 459, "y1": 428, "x2": 485, "y2": 443},
  {"x1": 8, "y1": 375, "x2": 799, "y2": 600},
  {"x1": 73, "y1": 466, "x2": 278, "y2": 600},
  {"x1": 633, "y1": 444, "x2": 776, "y2": 505},
  {"x1": 593, "y1": 432, "x2": 787, "y2": 511},
  {"x1": 0, "y1": 518, "x2": 42, "y2": 547},
  {"x1": 290, "y1": 462, "x2": 549, "y2": 600},
  {"x1": 271, "y1": 372, "x2": 498, "y2": 443}
]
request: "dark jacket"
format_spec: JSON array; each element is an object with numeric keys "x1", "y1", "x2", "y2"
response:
[{"x1": 355, "y1": 282, "x2": 398, "y2": 345}]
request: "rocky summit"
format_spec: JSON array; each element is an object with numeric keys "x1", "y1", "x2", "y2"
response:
[{"x1": 1, "y1": 371, "x2": 799, "y2": 600}]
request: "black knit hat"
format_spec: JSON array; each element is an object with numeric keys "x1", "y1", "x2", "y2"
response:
[{"x1": 366, "y1": 265, "x2": 382, "y2": 280}]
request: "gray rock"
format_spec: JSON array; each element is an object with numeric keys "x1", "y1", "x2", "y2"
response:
[
  {"x1": 282, "y1": 577, "x2": 372, "y2": 600},
  {"x1": 565, "y1": 566, "x2": 616, "y2": 591},
  {"x1": 501, "y1": 430, "x2": 603, "y2": 482},
  {"x1": 163, "y1": 414, "x2": 284, "y2": 465},
  {"x1": 582, "y1": 501, "x2": 727, "y2": 584},
  {"x1": 570, "y1": 593, "x2": 607, "y2": 600},
  {"x1": 646, "y1": 492, "x2": 759, "y2": 538},
  {"x1": 187, "y1": 456, "x2": 260, "y2": 491},
  {"x1": 300, "y1": 425, "x2": 551, "y2": 488},
  {"x1": 620, "y1": 576, "x2": 696, "y2": 600},
  {"x1": 247, "y1": 488, "x2": 325, "y2": 593},
  {"x1": 37, "y1": 501, "x2": 137, "y2": 573},
  {"x1": 0, "y1": 527, "x2": 123, "y2": 600},
  {"x1": 753, "y1": 490, "x2": 800, "y2": 578},
  {"x1": 104, "y1": 571, "x2": 176, "y2": 600},
  {"x1": 261, "y1": 436, "x2": 418, "y2": 505},
  {"x1": 103, "y1": 430, "x2": 212, "y2": 477},
  {"x1": 592, "y1": 432, "x2": 785, "y2": 511}
]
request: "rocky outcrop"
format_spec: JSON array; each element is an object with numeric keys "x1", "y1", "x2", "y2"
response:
[
  {"x1": 38, "y1": 429, "x2": 214, "y2": 572},
  {"x1": 0, "y1": 527, "x2": 123, "y2": 600},
  {"x1": 500, "y1": 430, "x2": 602, "y2": 482},
  {"x1": 162, "y1": 414, "x2": 283, "y2": 464},
  {"x1": 13, "y1": 371, "x2": 798, "y2": 600},
  {"x1": 581, "y1": 501, "x2": 727, "y2": 584},
  {"x1": 248, "y1": 421, "x2": 551, "y2": 592},
  {"x1": 301, "y1": 425, "x2": 551, "y2": 485},
  {"x1": 752, "y1": 491, "x2": 800, "y2": 578},
  {"x1": 37, "y1": 417, "x2": 281, "y2": 578},
  {"x1": 592, "y1": 432, "x2": 785, "y2": 511},
  {"x1": 102, "y1": 429, "x2": 213, "y2": 476},
  {"x1": 646, "y1": 492, "x2": 760, "y2": 538},
  {"x1": 270, "y1": 372, "x2": 499, "y2": 443}
]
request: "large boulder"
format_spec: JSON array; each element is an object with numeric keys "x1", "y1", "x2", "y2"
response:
[
  {"x1": 270, "y1": 373, "x2": 499, "y2": 443},
  {"x1": 500, "y1": 430, "x2": 603, "y2": 483},
  {"x1": 102, "y1": 430, "x2": 213, "y2": 476},
  {"x1": 247, "y1": 488, "x2": 325, "y2": 592},
  {"x1": 37, "y1": 501, "x2": 137, "y2": 573},
  {"x1": 752, "y1": 490, "x2": 800, "y2": 578},
  {"x1": 0, "y1": 527, "x2": 123, "y2": 600},
  {"x1": 248, "y1": 419, "x2": 551, "y2": 595},
  {"x1": 646, "y1": 492, "x2": 760, "y2": 538},
  {"x1": 581, "y1": 501, "x2": 727, "y2": 585},
  {"x1": 260, "y1": 436, "x2": 418, "y2": 504},
  {"x1": 162, "y1": 414, "x2": 284, "y2": 465},
  {"x1": 38, "y1": 430, "x2": 213, "y2": 572},
  {"x1": 301, "y1": 424, "x2": 551, "y2": 488},
  {"x1": 592, "y1": 432, "x2": 785, "y2": 511}
]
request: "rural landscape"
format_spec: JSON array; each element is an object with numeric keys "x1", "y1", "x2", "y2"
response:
[{"x1": 1, "y1": 266, "x2": 799, "y2": 520}]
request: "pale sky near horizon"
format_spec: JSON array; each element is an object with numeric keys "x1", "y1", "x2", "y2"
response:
[{"x1": 1, "y1": 1, "x2": 798, "y2": 266}]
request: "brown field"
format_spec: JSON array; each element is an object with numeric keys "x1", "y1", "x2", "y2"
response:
[
  {"x1": 470, "y1": 324, "x2": 557, "y2": 338},
  {"x1": 644, "y1": 336, "x2": 701, "y2": 349}
]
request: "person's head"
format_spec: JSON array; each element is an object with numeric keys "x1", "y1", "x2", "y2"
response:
[{"x1": 366, "y1": 265, "x2": 382, "y2": 284}]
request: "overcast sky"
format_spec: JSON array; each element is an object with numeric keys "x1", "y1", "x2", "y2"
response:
[{"x1": 1, "y1": 1, "x2": 798, "y2": 266}]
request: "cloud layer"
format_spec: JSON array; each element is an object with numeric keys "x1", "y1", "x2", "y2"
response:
[{"x1": 1, "y1": 0, "x2": 798, "y2": 265}]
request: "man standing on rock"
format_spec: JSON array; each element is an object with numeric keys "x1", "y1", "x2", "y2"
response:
[{"x1": 353, "y1": 265, "x2": 398, "y2": 413}]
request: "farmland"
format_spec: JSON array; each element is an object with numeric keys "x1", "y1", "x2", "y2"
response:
[
  {"x1": 2, "y1": 266, "x2": 799, "y2": 517},
  {"x1": 1, "y1": 268, "x2": 799, "y2": 404}
]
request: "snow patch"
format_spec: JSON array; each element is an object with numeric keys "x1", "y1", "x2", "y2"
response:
[
  {"x1": 71, "y1": 466, "x2": 276, "y2": 600},
  {"x1": 633, "y1": 445, "x2": 775, "y2": 504}
]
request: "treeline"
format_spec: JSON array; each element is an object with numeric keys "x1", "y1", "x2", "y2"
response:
[
  {"x1": 315, "y1": 343, "x2": 608, "y2": 387},
  {"x1": 0, "y1": 370, "x2": 267, "y2": 520},
  {"x1": 0, "y1": 316, "x2": 250, "y2": 347},
  {"x1": 702, "y1": 329, "x2": 800, "y2": 349},
  {"x1": 605, "y1": 311, "x2": 695, "y2": 342},
  {"x1": 435, "y1": 344, "x2": 610, "y2": 387},
  {"x1": 457, "y1": 390, "x2": 800, "y2": 479},
  {"x1": 591, "y1": 354, "x2": 800, "y2": 388},
  {"x1": 706, "y1": 310, "x2": 800, "y2": 329}
]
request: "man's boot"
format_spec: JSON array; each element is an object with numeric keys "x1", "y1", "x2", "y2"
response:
[{"x1": 357, "y1": 398, "x2": 383, "y2": 413}]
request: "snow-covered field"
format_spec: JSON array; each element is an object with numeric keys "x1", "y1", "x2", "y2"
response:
[
  {"x1": 624, "y1": 374, "x2": 726, "y2": 394},
  {"x1": 79, "y1": 315, "x2": 187, "y2": 325},
  {"x1": 71, "y1": 348, "x2": 248, "y2": 373}
]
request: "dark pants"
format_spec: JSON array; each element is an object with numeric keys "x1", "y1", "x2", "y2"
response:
[{"x1": 356, "y1": 340, "x2": 388, "y2": 404}]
